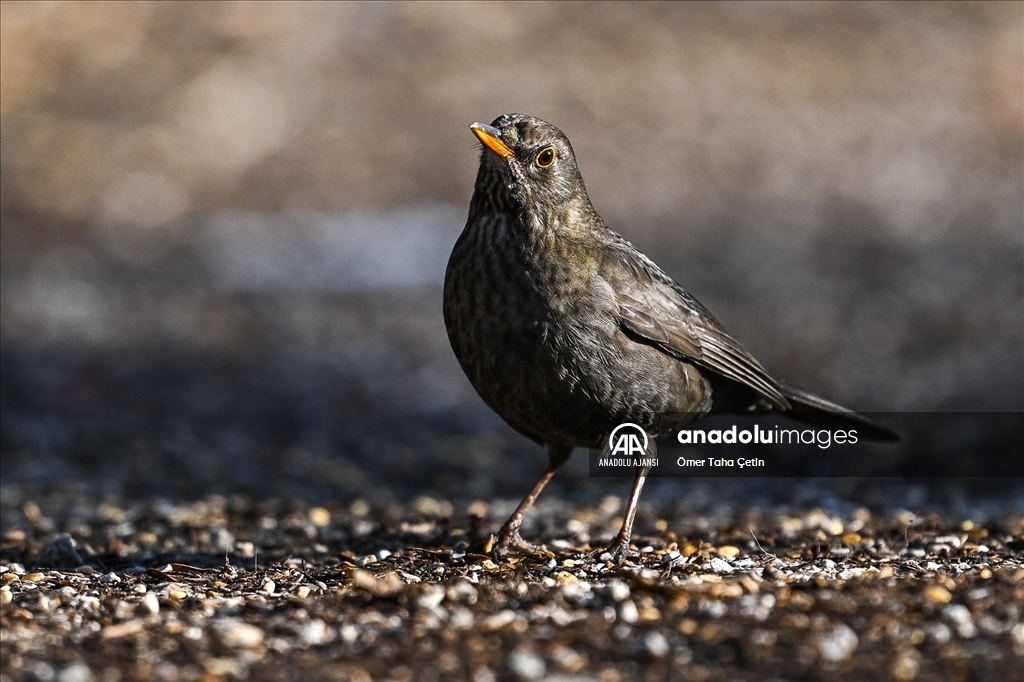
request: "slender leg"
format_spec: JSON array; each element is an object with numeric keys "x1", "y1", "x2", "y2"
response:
[
  {"x1": 494, "y1": 444, "x2": 572, "y2": 556},
  {"x1": 606, "y1": 464, "x2": 652, "y2": 560}
]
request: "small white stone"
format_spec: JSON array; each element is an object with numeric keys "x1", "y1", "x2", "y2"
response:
[
  {"x1": 618, "y1": 600, "x2": 639, "y2": 624},
  {"x1": 607, "y1": 580, "x2": 631, "y2": 602},
  {"x1": 819, "y1": 623, "x2": 858, "y2": 662},
  {"x1": 644, "y1": 631, "x2": 670, "y2": 658},
  {"x1": 340, "y1": 624, "x2": 359, "y2": 644},
  {"x1": 57, "y1": 662, "x2": 92, "y2": 682},
  {"x1": 214, "y1": 619, "x2": 264, "y2": 649},
  {"x1": 297, "y1": 619, "x2": 333, "y2": 646},
  {"x1": 139, "y1": 591, "x2": 159, "y2": 615},
  {"x1": 450, "y1": 606, "x2": 475, "y2": 629},
  {"x1": 508, "y1": 650, "x2": 545, "y2": 680},
  {"x1": 416, "y1": 584, "x2": 445, "y2": 610}
]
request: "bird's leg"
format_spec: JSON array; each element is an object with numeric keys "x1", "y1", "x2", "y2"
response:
[
  {"x1": 494, "y1": 444, "x2": 572, "y2": 557},
  {"x1": 605, "y1": 464, "x2": 652, "y2": 561},
  {"x1": 493, "y1": 467, "x2": 555, "y2": 555}
]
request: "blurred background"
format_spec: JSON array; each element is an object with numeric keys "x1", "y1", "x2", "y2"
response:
[{"x1": 1, "y1": 2, "x2": 1021, "y2": 504}]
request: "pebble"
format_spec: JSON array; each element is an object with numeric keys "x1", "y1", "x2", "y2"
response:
[
  {"x1": 607, "y1": 580, "x2": 630, "y2": 602},
  {"x1": 450, "y1": 606, "x2": 475, "y2": 629},
  {"x1": 553, "y1": 571, "x2": 577, "y2": 585},
  {"x1": 924, "y1": 585, "x2": 952, "y2": 603},
  {"x1": 37, "y1": 535, "x2": 84, "y2": 570},
  {"x1": 698, "y1": 599, "x2": 728, "y2": 619},
  {"x1": 822, "y1": 517, "x2": 844, "y2": 535},
  {"x1": 339, "y1": 624, "x2": 359, "y2": 644},
  {"x1": 482, "y1": 610, "x2": 517, "y2": 631},
  {"x1": 891, "y1": 649, "x2": 921, "y2": 681},
  {"x1": 308, "y1": 507, "x2": 331, "y2": 527},
  {"x1": 942, "y1": 603, "x2": 972, "y2": 625},
  {"x1": 214, "y1": 618, "x2": 265, "y2": 649},
  {"x1": 139, "y1": 591, "x2": 160, "y2": 615},
  {"x1": 508, "y1": 649, "x2": 545, "y2": 680},
  {"x1": 297, "y1": 619, "x2": 333, "y2": 646},
  {"x1": 446, "y1": 579, "x2": 478, "y2": 604},
  {"x1": 551, "y1": 645, "x2": 587, "y2": 672},
  {"x1": 644, "y1": 631, "x2": 670, "y2": 658},
  {"x1": 618, "y1": 600, "x2": 639, "y2": 624},
  {"x1": 924, "y1": 622, "x2": 951, "y2": 645},
  {"x1": 416, "y1": 584, "x2": 445, "y2": 610},
  {"x1": 943, "y1": 603, "x2": 977, "y2": 638},
  {"x1": 57, "y1": 662, "x2": 92, "y2": 682},
  {"x1": 819, "y1": 622, "x2": 858, "y2": 662},
  {"x1": 211, "y1": 527, "x2": 234, "y2": 552},
  {"x1": 261, "y1": 579, "x2": 276, "y2": 594}
]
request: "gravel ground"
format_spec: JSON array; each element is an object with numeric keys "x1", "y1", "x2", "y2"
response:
[{"x1": 2, "y1": 488, "x2": 1022, "y2": 682}]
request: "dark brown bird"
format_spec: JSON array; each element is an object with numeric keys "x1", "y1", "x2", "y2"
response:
[{"x1": 444, "y1": 113, "x2": 897, "y2": 558}]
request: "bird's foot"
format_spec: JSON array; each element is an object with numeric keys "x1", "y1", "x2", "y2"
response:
[
  {"x1": 599, "y1": 536, "x2": 637, "y2": 565},
  {"x1": 490, "y1": 529, "x2": 548, "y2": 559}
]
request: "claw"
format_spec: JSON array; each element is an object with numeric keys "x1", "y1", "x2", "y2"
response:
[
  {"x1": 603, "y1": 537, "x2": 637, "y2": 564},
  {"x1": 494, "y1": 527, "x2": 548, "y2": 558}
]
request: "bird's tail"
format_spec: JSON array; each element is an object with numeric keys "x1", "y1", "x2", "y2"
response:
[{"x1": 778, "y1": 380, "x2": 900, "y2": 442}]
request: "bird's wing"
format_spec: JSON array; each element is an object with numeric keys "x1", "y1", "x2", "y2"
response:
[{"x1": 600, "y1": 235, "x2": 791, "y2": 410}]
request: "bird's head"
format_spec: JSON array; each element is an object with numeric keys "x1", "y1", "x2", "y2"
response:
[{"x1": 469, "y1": 114, "x2": 590, "y2": 218}]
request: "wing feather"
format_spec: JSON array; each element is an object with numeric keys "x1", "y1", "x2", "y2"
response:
[{"x1": 602, "y1": 234, "x2": 790, "y2": 410}]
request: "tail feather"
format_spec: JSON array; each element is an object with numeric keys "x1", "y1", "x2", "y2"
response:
[{"x1": 779, "y1": 380, "x2": 900, "y2": 443}]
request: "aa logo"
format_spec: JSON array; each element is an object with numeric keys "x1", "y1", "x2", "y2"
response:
[{"x1": 608, "y1": 423, "x2": 650, "y2": 457}]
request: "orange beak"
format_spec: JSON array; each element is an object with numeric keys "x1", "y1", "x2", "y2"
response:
[{"x1": 470, "y1": 122, "x2": 515, "y2": 159}]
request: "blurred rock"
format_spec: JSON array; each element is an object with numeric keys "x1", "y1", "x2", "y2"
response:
[
  {"x1": 818, "y1": 622, "x2": 858, "y2": 662},
  {"x1": 37, "y1": 534, "x2": 83, "y2": 570}
]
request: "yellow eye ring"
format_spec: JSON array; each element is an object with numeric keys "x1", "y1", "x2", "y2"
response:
[{"x1": 535, "y1": 147, "x2": 556, "y2": 168}]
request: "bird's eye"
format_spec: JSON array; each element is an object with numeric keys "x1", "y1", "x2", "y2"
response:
[{"x1": 535, "y1": 147, "x2": 556, "y2": 168}]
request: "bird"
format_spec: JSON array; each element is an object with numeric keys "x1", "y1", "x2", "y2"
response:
[{"x1": 443, "y1": 113, "x2": 898, "y2": 559}]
